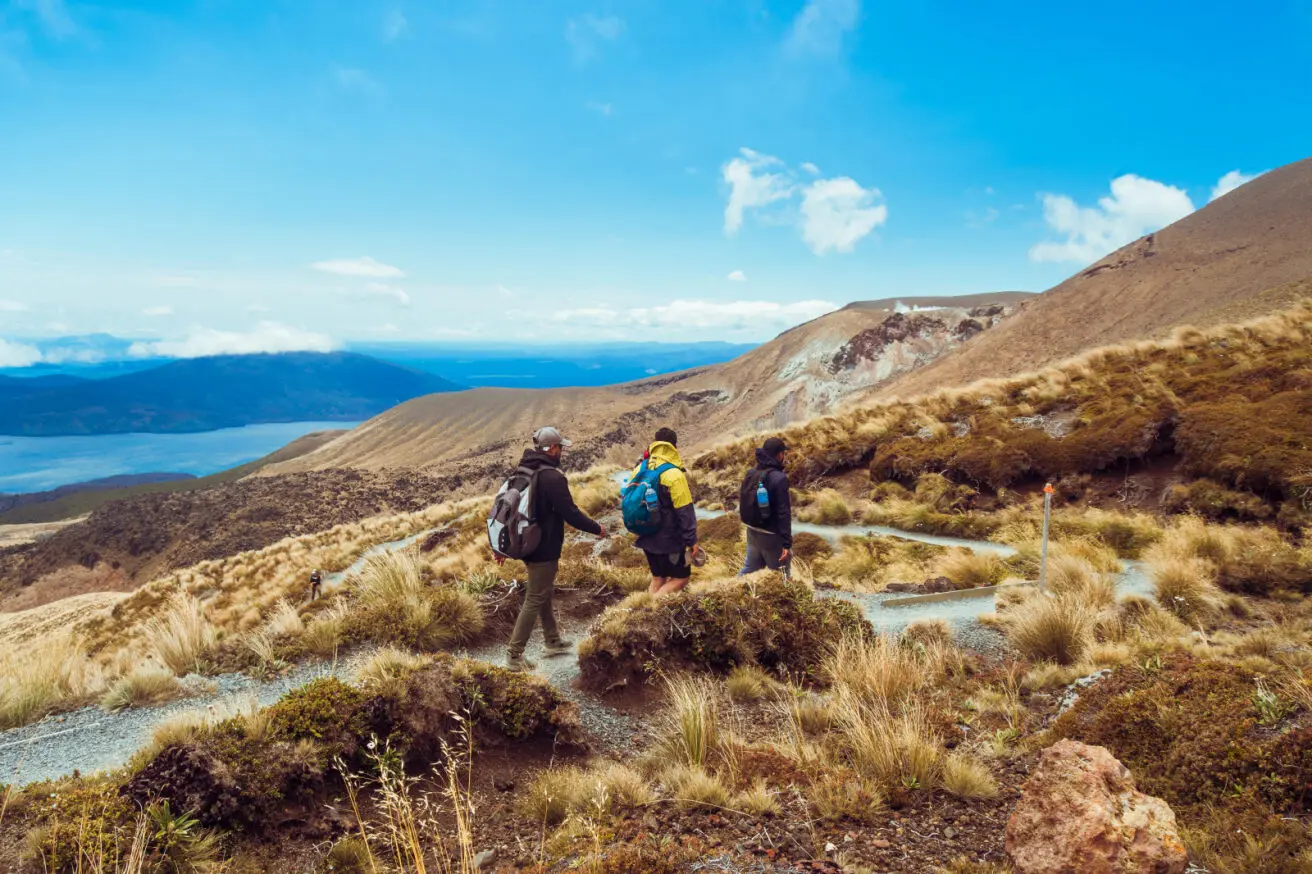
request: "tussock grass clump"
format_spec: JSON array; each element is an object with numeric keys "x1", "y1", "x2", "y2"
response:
[
  {"x1": 349, "y1": 552, "x2": 484, "y2": 649},
  {"x1": 935, "y1": 549, "x2": 1007, "y2": 589},
  {"x1": 825, "y1": 633, "x2": 943, "y2": 708},
  {"x1": 661, "y1": 764, "x2": 730, "y2": 810},
  {"x1": 145, "y1": 593, "x2": 217, "y2": 676},
  {"x1": 799, "y1": 489, "x2": 854, "y2": 525},
  {"x1": 1006, "y1": 594, "x2": 1094, "y2": 665},
  {"x1": 732, "y1": 780, "x2": 781, "y2": 817},
  {"x1": 725, "y1": 665, "x2": 784, "y2": 703},
  {"x1": 835, "y1": 694, "x2": 942, "y2": 790},
  {"x1": 808, "y1": 771, "x2": 885, "y2": 822},
  {"x1": 940, "y1": 753, "x2": 1000, "y2": 800},
  {"x1": 521, "y1": 766, "x2": 594, "y2": 826},
  {"x1": 356, "y1": 646, "x2": 431, "y2": 694},
  {"x1": 100, "y1": 663, "x2": 182, "y2": 712},
  {"x1": 659, "y1": 675, "x2": 721, "y2": 768},
  {"x1": 1150, "y1": 555, "x2": 1223, "y2": 620},
  {"x1": 0, "y1": 633, "x2": 103, "y2": 730}
]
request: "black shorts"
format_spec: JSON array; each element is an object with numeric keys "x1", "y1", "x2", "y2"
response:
[{"x1": 644, "y1": 549, "x2": 691, "y2": 579}]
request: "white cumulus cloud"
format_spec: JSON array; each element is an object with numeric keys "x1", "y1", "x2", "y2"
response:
[
  {"x1": 722, "y1": 148, "x2": 794, "y2": 235},
  {"x1": 1029, "y1": 174, "x2": 1195, "y2": 264},
  {"x1": 722, "y1": 147, "x2": 887, "y2": 255},
  {"x1": 727, "y1": 270, "x2": 747, "y2": 282},
  {"x1": 128, "y1": 323, "x2": 337, "y2": 359},
  {"x1": 552, "y1": 299, "x2": 839, "y2": 333},
  {"x1": 312, "y1": 256, "x2": 405, "y2": 278},
  {"x1": 0, "y1": 338, "x2": 42, "y2": 367},
  {"x1": 1211, "y1": 169, "x2": 1264, "y2": 202},
  {"x1": 142, "y1": 306, "x2": 174, "y2": 317},
  {"x1": 786, "y1": 0, "x2": 860, "y2": 56},
  {"x1": 800, "y1": 177, "x2": 888, "y2": 255}
]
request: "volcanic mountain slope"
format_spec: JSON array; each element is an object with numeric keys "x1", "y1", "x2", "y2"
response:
[
  {"x1": 879, "y1": 156, "x2": 1312, "y2": 400},
  {"x1": 260, "y1": 293, "x2": 1030, "y2": 477}
]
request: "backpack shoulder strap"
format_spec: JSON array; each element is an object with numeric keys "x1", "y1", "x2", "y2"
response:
[{"x1": 651, "y1": 462, "x2": 677, "y2": 477}]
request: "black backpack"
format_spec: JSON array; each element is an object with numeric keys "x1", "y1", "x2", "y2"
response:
[
  {"x1": 739, "y1": 468, "x2": 772, "y2": 528},
  {"x1": 487, "y1": 466, "x2": 543, "y2": 559}
]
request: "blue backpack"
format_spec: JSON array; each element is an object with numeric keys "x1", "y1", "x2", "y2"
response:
[{"x1": 621, "y1": 460, "x2": 676, "y2": 536}]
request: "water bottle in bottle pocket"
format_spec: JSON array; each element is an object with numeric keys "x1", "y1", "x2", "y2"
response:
[{"x1": 755, "y1": 479, "x2": 771, "y2": 517}]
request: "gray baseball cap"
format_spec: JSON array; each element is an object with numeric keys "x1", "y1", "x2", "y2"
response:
[{"x1": 533, "y1": 426, "x2": 572, "y2": 449}]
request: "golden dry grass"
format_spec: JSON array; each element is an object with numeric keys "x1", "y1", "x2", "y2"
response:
[
  {"x1": 0, "y1": 632, "x2": 103, "y2": 729},
  {"x1": 144, "y1": 593, "x2": 216, "y2": 676}
]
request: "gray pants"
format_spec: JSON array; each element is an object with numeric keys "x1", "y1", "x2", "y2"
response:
[
  {"x1": 740, "y1": 528, "x2": 791, "y2": 578},
  {"x1": 507, "y1": 560, "x2": 562, "y2": 658}
]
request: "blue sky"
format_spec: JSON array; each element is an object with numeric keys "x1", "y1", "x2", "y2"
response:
[{"x1": 0, "y1": 0, "x2": 1309, "y2": 358}]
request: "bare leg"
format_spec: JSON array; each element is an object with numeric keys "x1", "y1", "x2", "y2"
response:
[
  {"x1": 656, "y1": 578, "x2": 689, "y2": 595},
  {"x1": 648, "y1": 576, "x2": 668, "y2": 594}
]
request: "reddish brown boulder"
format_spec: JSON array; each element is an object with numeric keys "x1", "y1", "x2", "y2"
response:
[{"x1": 1006, "y1": 739, "x2": 1187, "y2": 874}]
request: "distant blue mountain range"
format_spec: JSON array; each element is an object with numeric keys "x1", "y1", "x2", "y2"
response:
[{"x1": 0, "y1": 352, "x2": 460, "y2": 436}]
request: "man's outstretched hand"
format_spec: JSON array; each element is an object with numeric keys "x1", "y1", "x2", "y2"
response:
[
  {"x1": 780, "y1": 548, "x2": 791, "y2": 564},
  {"x1": 596, "y1": 523, "x2": 608, "y2": 538},
  {"x1": 494, "y1": 554, "x2": 507, "y2": 566}
]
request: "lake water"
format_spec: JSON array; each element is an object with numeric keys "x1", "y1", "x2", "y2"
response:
[{"x1": 0, "y1": 421, "x2": 358, "y2": 494}]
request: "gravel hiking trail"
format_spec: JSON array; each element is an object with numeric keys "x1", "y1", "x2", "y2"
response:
[{"x1": 0, "y1": 520, "x2": 1153, "y2": 788}]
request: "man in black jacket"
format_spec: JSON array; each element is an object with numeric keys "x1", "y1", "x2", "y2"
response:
[
  {"x1": 503, "y1": 426, "x2": 607, "y2": 672},
  {"x1": 738, "y1": 436, "x2": 792, "y2": 577}
]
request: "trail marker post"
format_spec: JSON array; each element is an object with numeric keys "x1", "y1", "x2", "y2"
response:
[{"x1": 1039, "y1": 482, "x2": 1054, "y2": 594}]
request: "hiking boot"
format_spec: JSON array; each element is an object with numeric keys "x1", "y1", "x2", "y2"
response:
[
  {"x1": 543, "y1": 638, "x2": 575, "y2": 658},
  {"x1": 506, "y1": 653, "x2": 536, "y2": 672}
]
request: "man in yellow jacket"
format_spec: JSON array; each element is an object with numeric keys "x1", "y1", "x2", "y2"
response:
[{"x1": 631, "y1": 428, "x2": 702, "y2": 595}]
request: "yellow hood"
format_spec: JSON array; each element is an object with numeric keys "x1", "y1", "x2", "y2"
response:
[{"x1": 647, "y1": 441, "x2": 683, "y2": 469}]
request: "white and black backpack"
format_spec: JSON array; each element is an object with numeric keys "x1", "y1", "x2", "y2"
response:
[{"x1": 487, "y1": 466, "x2": 543, "y2": 560}]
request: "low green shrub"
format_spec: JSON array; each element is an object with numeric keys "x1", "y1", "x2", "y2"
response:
[{"x1": 577, "y1": 577, "x2": 870, "y2": 691}]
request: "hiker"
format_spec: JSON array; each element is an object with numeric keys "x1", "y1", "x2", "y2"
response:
[
  {"x1": 489, "y1": 426, "x2": 607, "y2": 672},
  {"x1": 738, "y1": 436, "x2": 793, "y2": 577},
  {"x1": 623, "y1": 427, "x2": 702, "y2": 595},
  {"x1": 309, "y1": 569, "x2": 323, "y2": 601}
]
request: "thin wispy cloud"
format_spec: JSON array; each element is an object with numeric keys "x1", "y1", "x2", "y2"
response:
[
  {"x1": 359, "y1": 282, "x2": 411, "y2": 306},
  {"x1": 549, "y1": 299, "x2": 839, "y2": 336},
  {"x1": 566, "y1": 13, "x2": 624, "y2": 61},
  {"x1": 785, "y1": 0, "x2": 860, "y2": 57},
  {"x1": 129, "y1": 322, "x2": 337, "y2": 358},
  {"x1": 142, "y1": 306, "x2": 174, "y2": 317},
  {"x1": 16, "y1": 0, "x2": 75, "y2": 39},
  {"x1": 312, "y1": 256, "x2": 405, "y2": 278},
  {"x1": 382, "y1": 8, "x2": 408, "y2": 41},
  {"x1": 0, "y1": 299, "x2": 29, "y2": 312},
  {"x1": 585, "y1": 100, "x2": 613, "y2": 116},
  {"x1": 1029, "y1": 174, "x2": 1194, "y2": 264},
  {"x1": 727, "y1": 270, "x2": 747, "y2": 282},
  {"x1": 151, "y1": 275, "x2": 198, "y2": 288},
  {"x1": 335, "y1": 66, "x2": 382, "y2": 96},
  {"x1": 0, "y1": 338, "x2": 42, "y2": 367}
]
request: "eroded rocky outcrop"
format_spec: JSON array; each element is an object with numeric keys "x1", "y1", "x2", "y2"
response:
[{"x1": 1005, "y1": 739, "x2": 1187, "y2": 874}]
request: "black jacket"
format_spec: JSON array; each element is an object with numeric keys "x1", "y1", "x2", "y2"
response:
[
  {"x1": 740, "y1": 448, "x2": 793, "y2": 548},
  {"x1": 519, "y1": 449, "x2": 602, "y2": 563}
]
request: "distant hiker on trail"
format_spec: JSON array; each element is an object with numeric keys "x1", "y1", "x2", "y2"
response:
[
  {"x1": 487, "y1": 426, "x2": 607, "y2": 672},
  {"x1": 738, "y1": 436, "x2": 793, "y2": 578},
  {"x1": 309, "y1": 569, "x2": 323, "y2": 601},
  {"x1": 622, "y1": 427, "x2": 702, "y2": 596}
]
